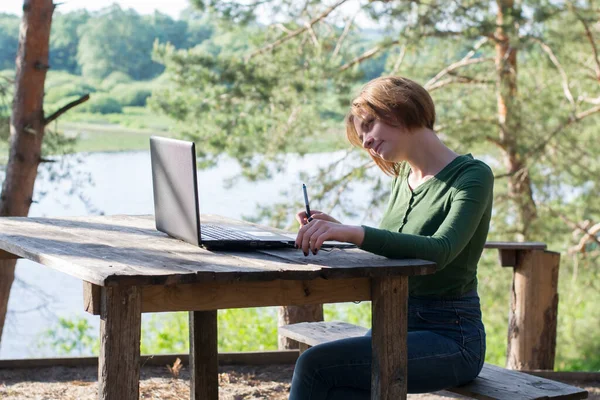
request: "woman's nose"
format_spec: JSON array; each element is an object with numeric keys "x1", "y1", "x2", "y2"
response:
[{"x1": 363, "y1": 136, "x2": 374, "y2": 149}]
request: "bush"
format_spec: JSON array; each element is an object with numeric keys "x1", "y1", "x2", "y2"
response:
[
  {"x1": 45, "y1": 82, "x2": 97, "y2": 105},
  {"x1": 80, "y1": 94, "x2": 123, "y2": 114},
  {"x1": 111, "y1": 83, "x2": 152, "y2": 107},
  {"x1": 45, "y1": 71, "x2": 96, "y2": 90},
  {"x1": 101, "y1": 71, "x2": 133, "y2": 90}
]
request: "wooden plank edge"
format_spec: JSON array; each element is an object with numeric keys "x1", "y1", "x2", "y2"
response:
[
  {"x1": 0, "y1": 350, "x2": 300, "y2": 369},
  {"x1": 0, "y1": 249, "x2": 20, "y2": 260},
  {"x1": 521, "y1": 369, "x2": 600, "y2": 383},
  {"x1": 485, "y1": 241, "x2": 547, "y2": 250}
]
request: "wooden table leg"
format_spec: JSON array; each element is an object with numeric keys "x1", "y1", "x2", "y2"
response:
[
  {"x1": 371, "y1": 277, "x2": 408, "y2": 400},
  {"x1": 98, "y1": 286, "x2": 141, "y2": 400},
  {"x1": 189, "y1": 310, "x2": 218, "y2": 400}
]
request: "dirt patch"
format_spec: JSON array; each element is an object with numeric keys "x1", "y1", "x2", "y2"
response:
[{"x1": 0, "y1": 364, "x2": 598, "y2": 399}]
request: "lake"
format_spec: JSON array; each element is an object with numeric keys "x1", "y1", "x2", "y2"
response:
[{"x1": 0, "y1": 150, "x2": 383, "y2": 359}]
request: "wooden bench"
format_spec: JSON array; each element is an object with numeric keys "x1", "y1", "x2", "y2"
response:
[{"x1": 279, "y1": 321, "x2": 589, "y2": 400}]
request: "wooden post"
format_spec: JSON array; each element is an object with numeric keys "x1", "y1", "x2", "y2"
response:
[
  {"x1": 189, "y1": 310, "x2": 218, "y2": 400},
  {"x1": 371, "y1": 277, "x2": 408, "y2": 400},
  {"x1": 506, "y1": 249, "x2": 560, "y2": 370},
  {"x1": 98, "y1": 285, "x2": 142, "y2": 400},
  {"x1": 277, "y1": 305, "x2": 323, "y2": 349}
]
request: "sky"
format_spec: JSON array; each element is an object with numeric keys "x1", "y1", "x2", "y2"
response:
[
  {"x1": 1, "y1": 0, "x2": 191, "y2": 19},
  {"x1": 1, "y1": 0, "x2": 376, "y2": 29}
]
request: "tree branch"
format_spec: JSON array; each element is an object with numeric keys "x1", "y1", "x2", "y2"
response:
[
  {"x1": 569, "y1": 221, "x2": 600, "y2": 254},
  {"x1": 332, "y1": 10, "x2": 359, "y2": 58},
  {"x1": 542, "y1": 204, "x2": 600, "y2": 248},
  {"x1": 527, "y1": 104, "x2": 600, "y2": 159},
  {"x1": 339, "y1": 40, "x2": 400, "y2": 72},
  {"x1": 44, "y1": 94, "x2": 90, "y2": 126},
  {"x1": 304, "y1": 21, "x2": 320, "y2": 47},
  {"x1": 531, "y1": 37, "x2": 575, "y2": 108},
  {"x1": 425, "y1": 37, "x2": 491, "y2": 90},
  {"x1": 245, "y1": 0, "x2": 350, "y2": 61},
  {"x1": 485, "y1": 135, "x2": 506, "y2": 150},
  {"x1": 390, "y1": 45, "x2": 407, "y2": 75},
  {"x1": 575, "y1": 11, "x2": 600, "y2": 81},
  {"x1": 427, "y1": 74, "x2": 494, "y2": 91}
]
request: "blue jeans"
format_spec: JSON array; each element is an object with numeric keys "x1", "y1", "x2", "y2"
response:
[{"x1": 288, "y1": 290, "x2": 486, "y2": 400}]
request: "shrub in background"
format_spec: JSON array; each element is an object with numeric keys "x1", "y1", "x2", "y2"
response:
[
  {"x1": 111, "y1": 83, "x2": 152, "y2": 107},
  {"x1": 101, "y1": 71, "x2": 133, "y2": 91},
  {"x1": 45, "y1": 82, "x2": 97, "y2": 105},
  {"x1": 79, "y1": 94, "x2": 123, "y2": 114}
]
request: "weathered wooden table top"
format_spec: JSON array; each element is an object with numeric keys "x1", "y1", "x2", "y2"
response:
[{"x1": 0, "y1": 214, "x2": 436, "y2": 287}]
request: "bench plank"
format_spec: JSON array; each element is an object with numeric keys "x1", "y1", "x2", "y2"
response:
[
  {"x1": 279, "y1": 321, "x2": 369, "y2": 347},
  {"x1": 448, "y1": 363, "x2": 588, "y2": 400},
  {"x1": 279, "y1": 321, "x2": 588, "y2": 400}
]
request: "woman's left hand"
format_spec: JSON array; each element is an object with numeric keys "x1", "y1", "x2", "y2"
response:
[{"x1": 295, "y1": 219, "x2": 365, "y2": 256}]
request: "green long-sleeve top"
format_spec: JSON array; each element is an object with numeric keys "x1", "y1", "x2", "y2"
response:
[{"x1": 360, "y1": 154, "x2": 494, "y2": 297}]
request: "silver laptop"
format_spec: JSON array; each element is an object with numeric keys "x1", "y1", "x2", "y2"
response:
[{"x1": 150, "y1": 136, "x2": 297, "y2": 250}]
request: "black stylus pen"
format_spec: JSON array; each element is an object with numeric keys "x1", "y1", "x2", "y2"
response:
[{"x1": 302, "y1": 183, "x2": 312, "y2": 222}]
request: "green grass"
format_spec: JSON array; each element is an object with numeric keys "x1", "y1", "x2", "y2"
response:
[
  {"x1": 55, "y1": 107, "x2": 175, "y2": 132},
  {"x1": 58, "y1": 122, "x2": 175, "y2": 153}
]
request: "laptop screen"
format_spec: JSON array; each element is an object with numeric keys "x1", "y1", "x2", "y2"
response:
[{"x1": 150, "y1": 136, "x2": 201, "y2": 246}]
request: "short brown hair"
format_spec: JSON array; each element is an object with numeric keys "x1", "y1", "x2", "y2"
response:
[{"x1": 345, "y1": 76, "x2": 436, "y2": 176}]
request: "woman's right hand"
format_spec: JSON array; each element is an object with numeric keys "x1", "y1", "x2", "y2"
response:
[{"x1": 296, "y1": 209, "x2": 341, "y2": 226}]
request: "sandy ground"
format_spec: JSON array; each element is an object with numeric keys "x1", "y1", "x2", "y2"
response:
[{"x1": 0, "y1": 364, "x2": 598, "y2": 399}]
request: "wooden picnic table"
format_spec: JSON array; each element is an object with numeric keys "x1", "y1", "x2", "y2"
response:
[{"x1": 0, "y1": 214, "x2": 436, "y2": 400}]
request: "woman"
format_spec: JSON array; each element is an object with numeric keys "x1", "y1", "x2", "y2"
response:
[{"x1": 290, "y1": 76, "x2": 493, "y2": 399}]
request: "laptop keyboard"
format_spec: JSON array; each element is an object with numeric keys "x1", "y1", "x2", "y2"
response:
[{"x1": 201, "y1": 224, "x2": 257, "y2": 241}]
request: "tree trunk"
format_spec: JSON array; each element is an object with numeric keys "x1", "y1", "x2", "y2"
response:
[
  {"x1": 495, "y1": 0, "x2": 537, "y2": 240},
  {"x1": 0, "y1": 0, "x2": 54, "y2": 343},
  {"x1": 278, "y1": 305, "x2": 324, "y2": 349}
]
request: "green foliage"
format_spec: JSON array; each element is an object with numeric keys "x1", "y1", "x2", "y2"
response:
[
  {"x1": 45, "y1": 70, "x2": 92, "y2": 90},
  {"x1": 324, "y1": 302, "x2": 371, "y2": 328},
  {"x1": 142, "y1": 308, "x2": 281, "y2": 353},
  {"x1": 141, "y1": 313, "x2": 190, "y2": 354},
  {"x1": 50, "y1": 10, "x2": 90, "y2": 74},
  {"x1": 0, "y1": 14, "x2": 19, "y2": 70},
  {"x1": 100, "y1": 71, "x2": 133, "y2": 90},
  {"x1": 76, "y1": 6, "x2": 160, "y2": 80},
  {"x1": 79, "y1": 94, "x2": 123, "y2": 114},
  {"x1": 151, "y1": 21, "x2": 362, "y2": 177},
  {"x1": 73, "y1": 5, "x2": 216, "y2": 80},
  {"x1": 0, "y1": 6, "x2": 217, "y2": 79},
  {"x1": 0, "y1": 73, "x2": 11, "y2": 142},
  {"x1": 554, "y1": 254, "x2": 600, "y2": 371},
  {"x1": 44, "y1": 82, "x2": 97, "y2": 105},
  {"x1": 37, "y1": 317, "x2": 99, "y2": 356},
  {"x1": 111, "y1": 83, "x2": 152, "y2": 107}
]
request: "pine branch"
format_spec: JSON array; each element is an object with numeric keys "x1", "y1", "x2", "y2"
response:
[
  {"x1": 581, "y1": 95, "x2": 600, "y2": 104},
  {"x1": 427, "y1": 74, "x2": 493, "y2": 92},
  {"x1": 575, "y1": 11, "x2": 600, "y2": 80},
  {"x1": 390, "y1": 45, "x2": 407, "y2": 75},
  {"x1": 305, "y1": 21, "x2": 320, "y2": 47},
  {"x1": 531, "y1": 37, "x2": 575, "y2": 108},
  {"x1": 425, "y1": 37, "x2": 491, "y2": 90},
  {"x1": 485, "y1": 135, "x2": 506, "y2": 150},
  {"x1": 339, "y1": 40, "x2": 400, "y2": 72},
  {"x1": 542, "y1": 205, "x2": 600, "y2": 248},
  {"x1": 569, "y1": 221, "x2": 600, "y2": 254},
  {"x1": 332, "y1": 10, "x2": 359, "y2": 58},
  {"x1": 44, "y1": 94, "x2": 90, "y2": 126},
  {"x1": 527, "y1": 104, "x2": 600, "y2": 159},
  {"x1": 245, "y1": 0, "x2": 350, "y2": 61}
]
